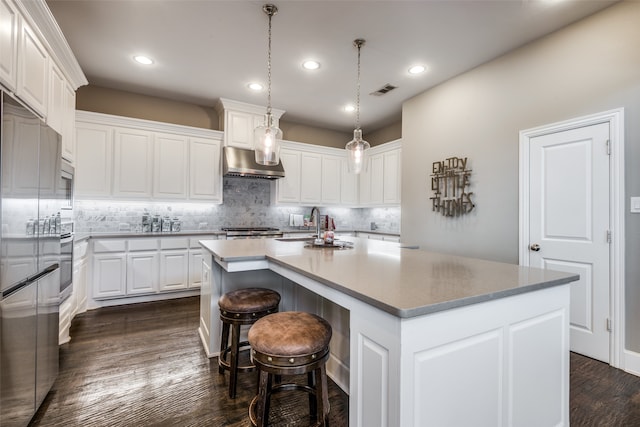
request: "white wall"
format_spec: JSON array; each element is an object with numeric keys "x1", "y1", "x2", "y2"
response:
[{"x1": 401, "y1": 2, "x2": 640, "y2": 349}]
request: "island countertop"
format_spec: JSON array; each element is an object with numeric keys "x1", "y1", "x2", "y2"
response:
[{"x1": 200, "y1": 237, "x2": 578, "y2": 318}]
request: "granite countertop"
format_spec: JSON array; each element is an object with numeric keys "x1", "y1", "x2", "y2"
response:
[{"x1": 199, "y1": 237, "x2": 578, "y2": 319}]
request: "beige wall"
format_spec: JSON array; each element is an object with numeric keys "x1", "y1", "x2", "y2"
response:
[
  {"x1": 76, "y1": 85, "x2": 220, "y2": 129},
  {"x1": 401, "y1": 1, "x2": 640, "y2": 350},
  {"x1": 77, "y1": 85, "x2": 378, "y2": 148},
  {"x1": 366, "y1": 120, "x2": 402, "y2": 146}
]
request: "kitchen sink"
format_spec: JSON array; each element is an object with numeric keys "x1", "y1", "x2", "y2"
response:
[{"x1": 275, "y1": 237, "x2": 315, "y2": 242}]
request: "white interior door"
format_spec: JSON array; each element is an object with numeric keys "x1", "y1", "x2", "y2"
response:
[{"x1": 528, "y1": 122, "x2": 610, "y2": 362}]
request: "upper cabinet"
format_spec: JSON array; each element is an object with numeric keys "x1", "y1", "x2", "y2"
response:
[
  {"x1": 75, "y1": 111, "x2": 223, "y2": 203},
  {"x1": 359, "y1": 139, "x2": 402, "y2": 207},
  {"x1": 215, "y1": 98, "x2": 285, "y2": 150},
  {"x1": 273, "y1": 139, "x2": 401, "y2": 207},
  {"x1": 0, "y1": 0, "x2": 87, "y2": 162},
  {"x1": 16, "y1": 19, "x2": 48, "y2": 116},
  {"x1": 0, "y1": 0, "x2": 19, "y2": 91}
]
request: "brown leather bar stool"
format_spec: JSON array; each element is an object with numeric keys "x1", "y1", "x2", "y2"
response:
[
  {"x1": 218, "y1": 287, "x2": 281, "y2": 399},
  {"x1": 248, "y1": 311, "x2": 332, "y2": 427}
]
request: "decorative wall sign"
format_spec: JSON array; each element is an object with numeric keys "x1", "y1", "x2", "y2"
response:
[{"x1": 430, "y1": 156, "x2": 475, "y2": 217}]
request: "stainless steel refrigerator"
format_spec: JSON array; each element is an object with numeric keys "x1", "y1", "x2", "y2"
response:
[{"x1": 0, "y1": 92, "x2": 62, "y2": 426}]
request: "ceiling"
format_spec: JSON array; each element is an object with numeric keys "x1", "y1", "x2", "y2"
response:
[{"x1": 46, "y1": 0, "x2": 617, "y2": 133}]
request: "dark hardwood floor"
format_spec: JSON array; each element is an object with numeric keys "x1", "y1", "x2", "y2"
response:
[{"x1": 29, "y1": 296, "x2": 640, "y2": 426}]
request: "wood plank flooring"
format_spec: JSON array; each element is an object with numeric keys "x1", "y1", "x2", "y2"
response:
[{"x1": 28, "y1": 296, "x2": 640, "y2": 426}]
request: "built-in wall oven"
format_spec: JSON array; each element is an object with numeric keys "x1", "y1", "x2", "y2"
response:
[{"x1": 59, "y1": 160, "x2": 74, "y2": 301}]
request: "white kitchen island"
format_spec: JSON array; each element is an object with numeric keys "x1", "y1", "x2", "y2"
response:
[{"x1": 198, "y1": 237, "x2": 578, "y2": 427}]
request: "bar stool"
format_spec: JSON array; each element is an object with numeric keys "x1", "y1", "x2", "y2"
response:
[
  {"x1": 218, "y1": 287, "x2": 281, "y2": 399},
  {"x1": 248, "y1": 311, "x2": 332, "y2": 427}
]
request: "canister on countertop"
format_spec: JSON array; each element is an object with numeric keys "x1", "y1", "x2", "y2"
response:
[
  {"x1": 142, "y1": 214, "x2": 151, "y2": 233},
  {"x1": 161, "y1": 216, "x2": 171, "y2": 232},
  {"x1": 171, "y1": 217, "x2": 181, "y2": 232},
  {"x1": 152, "y1": 214, "x2": 161, "y2": 232}
]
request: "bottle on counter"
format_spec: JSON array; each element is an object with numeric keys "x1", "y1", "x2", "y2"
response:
[
  {"x1": 26, "y1": 218, "x2": 35, "y2": 236},
  {"x1": 142, "y1": 214, "x2": 150, "y2": 233},
  {"x1": 43, "y1": 216, "x2": 50, "y2": 235},
  {"x1": 161, "y1": 216, "x2": 171, "y2": 232},
  {"x1": 55, "y1": 212, "x2": 61, "y2": 235},
  {"x1": 152, "y1": 215, "x2": 161, "y2": 232},
  {"x1": 171, "y1": 217, "x2": 181, "y2": 232}
]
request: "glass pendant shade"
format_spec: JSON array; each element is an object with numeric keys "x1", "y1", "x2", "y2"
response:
[
  {"x1": 254, "y1": 113, "x2": 282, "y2": 166},
  {"x1": 346, "y1": 128, "x2": 370, "y2": 174}
]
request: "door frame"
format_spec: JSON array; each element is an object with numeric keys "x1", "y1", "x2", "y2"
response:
[{"x1": 518, "y1": 108, "x2": 625, "y2": 369}]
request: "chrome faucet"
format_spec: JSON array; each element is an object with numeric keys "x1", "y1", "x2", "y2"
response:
[{"x1": 310, "y1": 206, "x2": 323, "y2": 244}]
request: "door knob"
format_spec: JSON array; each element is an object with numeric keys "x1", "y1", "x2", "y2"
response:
[{"x1": 530, "y1": 243, "x2": 541, "y2": 252}]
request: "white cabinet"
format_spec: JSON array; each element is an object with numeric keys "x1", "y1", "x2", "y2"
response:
[
  {"x1": 76, "y1": 111, "x2": 223, "y2": 203},
  {"x1": 356, "y1": 232, "x2": 401, "y2": 242},
  {"x1": 127, "y1": 252, "x2": 159, "y2": 295},
  {"x1": 159, "y1": 250, "x2": 189, "y2": 291},
  {"x1": 46, "y1": 61, "x2": 64, "y2": 134},
  {"x1": 113, "y1": 128, "x2": 153, "y2": 198},
  {"x1": 189, "y1": 137, "x2": 222, "y2": 202},
  {"x1": 276, "y1": 148, "x2": 301, "y2": 203},
  {"x1": 154, "y1": 133, "x2": 188, "y2": 199},
  {"x1": 61, "y1": 83, "x2": 76, "y2": 163},
  {"x1": 93, "y1": 253, "x2": 127, "y2": 299},
  {"x1": 359, "y1": 140, "x2": 402, "y2": 207},
  {"x1": 75, "y1": 122, "x2": 113, "y2": 197},
  {"x1": 0, "y1": 0, "x2": 18, "y2": 91},
  {"x1": 321, "y1": 154, "x2": 341, "y2": 205},
  {"x1": 274, "y1": 141, "x2": 364, "y2": 207},
  {"x1": 300, "y1": 152, "x2": 322, "y2": 204},
  {"x1": 189, "y1": 251, "x2": 203, "y2": 288},
  {"x1": 215, "y1": 98, "x2": 284, "y2": 149},
  {"x1": 17, "y1": 20, "x2": 48, "y2": 116}
]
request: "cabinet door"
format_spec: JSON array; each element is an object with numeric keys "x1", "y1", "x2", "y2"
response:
[
  {"x1": 226, "y1": 110, "x2": 255, "y2": 149},
  {"x1": 61, "y1": 83, "x2": 76, "y2": 163},
  {"x1": 159, "y1": 250, "x2": 188, "y2": 291},
  {"x1": 0, "y1": 0, "x2": 18, "y2": 91},
  {"x1": 93, "y1": 253, "x2": 126, "y2": 299},
  {"x1": 75, "y1": 122, "x2": 113, "y2": 197},
  {"x1": 369, "y1": 153, "x2": 385, "y2": 205},
  {"x1": 276, "y1": 148, "x2": 301, "y2": 203},
  {"x1": 383, "y1": 150, "x2": 401, "y2": 205},
  {"x1": 188, "y1": 249, "x2": 203, "y2": 288},
  {"x1": 126, "y1": 252, "x2": 159, "y2": 295},
  {"x1": 75, "y1": 258, "x2": 88, "y2": 311},
  {"x1": 113, "y1": 128, "x2": 153, "y2": 198},
  {"x1": 189, "y1": 137, "x2": 221, "y2": 202},
  {"x1": 47, "y1": 61, "x2": 64, "y2": 134},
  {"x1": 154, "y1": 133, "x2": 188, "y2": 199},
  {"x1": 340, "y1": 157, "x2": 358, "y2": 205},
  {"x1": 359, "y1": 156, "x2": 372, "y2": 206},
  {"x1": 321, "y1": 155, "x2": 341, "y2": 205},
  {"x1": 300, "y1": 152, "x2": 322, "y2": 204},
  {"x1": 17, "y1": 21, "x2": 48, "y2": 116}
]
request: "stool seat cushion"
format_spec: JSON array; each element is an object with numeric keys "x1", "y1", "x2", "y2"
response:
[
  {"x1": 249, "y1": 311, "x2": 332, "y2": 357},
  {"x1": 219, "y1": 288, "x2": 281, "y2": 314}
]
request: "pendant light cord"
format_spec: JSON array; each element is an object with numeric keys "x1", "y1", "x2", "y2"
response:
[
  {"x1": 265, "y1": 5, "x2": 276, "y2": 116},
  {"x1": 354, "y1": 39, "x2": 365, "y2": 131}
]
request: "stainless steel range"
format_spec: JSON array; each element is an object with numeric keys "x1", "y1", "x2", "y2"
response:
[{"x1": 222, "y1": 227, "x2": 283, "y2": 240}]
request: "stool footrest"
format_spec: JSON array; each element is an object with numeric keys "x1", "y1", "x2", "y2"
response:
[{"x1": 218, "y1": 342, "x2": 255, "y2": 372}]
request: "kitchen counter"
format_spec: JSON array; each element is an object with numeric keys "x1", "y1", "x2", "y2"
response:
[
  {"x1": 199, "y1": 237, "x2": 577, "y2": 426},
  {"x1": 200, "y1": 237, "x2": 575, "y2": 318},
  {"x1": 73, "y1": 230, "x2": 226, "y2": 242}
]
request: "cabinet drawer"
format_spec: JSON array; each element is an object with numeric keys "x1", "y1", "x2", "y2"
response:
[
  {"x1": 93, "y1": 239, "x2": 126, "y2": 253},
  {"x1": 128, "y1": 238, "x2": 158, "y2": 252},
  {"x1": 160, "y1": 238, "x2": 189, "y2": 250},
  {"x1": 190, "y1": 236, "x2": 214, "y2": 248}
]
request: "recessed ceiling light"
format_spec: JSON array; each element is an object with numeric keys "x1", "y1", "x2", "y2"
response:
[
  {"x1": 248, "y1": 82, "x2": 264, "y2": 91},
  {"x1": 408, "y1": 65, "x2": 426, "y2": 75},
  {"x1": 302, "y1": 60, "x2": 320, "y2": 70},
  {"x1": 344, "y1": 105, "x2": 355, "y2": 113},
  {"x1": 134, "y1": 55, "x2": 153, "y2": 65}
]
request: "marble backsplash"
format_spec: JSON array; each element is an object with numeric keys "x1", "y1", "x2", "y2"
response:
[{"x1": 75, "y1": 177, "x2": 400, "y2": 234}]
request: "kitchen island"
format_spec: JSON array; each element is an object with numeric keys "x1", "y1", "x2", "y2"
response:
[{"x1": 198, "y1": 237, "x2": 578, "y2": 427}]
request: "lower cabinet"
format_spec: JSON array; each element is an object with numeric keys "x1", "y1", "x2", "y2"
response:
[{"x1": 91, "y1": 235, "x2": 215, "y2": 302}]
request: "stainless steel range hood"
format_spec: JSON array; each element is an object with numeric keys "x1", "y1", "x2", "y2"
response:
[{"x1": 222, "y1": 146, "x2": 285, "y2": 179}]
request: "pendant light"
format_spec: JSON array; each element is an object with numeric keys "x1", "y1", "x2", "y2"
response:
[
  {"x1": 254, "y1": 4, "x2": 283, "y2": 166},
  {"x1": 345, "y1": 39, "x2": 370, "y2": 174}
]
